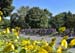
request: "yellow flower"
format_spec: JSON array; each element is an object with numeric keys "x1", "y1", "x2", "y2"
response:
[
  {"x1": 33, "y1": 40, "x2": 41, "y2": 45},
  {"x1": 3, "y1": 43, "x2": 15, "y2": 52},
  {"x1": 63, "y1": 36, "x2": 68, "y2": 39},
  {"x1": 16, "y1": 36, "x2": 19, "y2": 39},
  {"x1": 14, "y1": 39, "x2": 18, "y2": 42},
  {"x1": 6, "y1": 28, "x2": 10, "y2": 33},
  {"x1": 59, "y1": 27, "x2": 66, "y2": 32},
  {"x1": 69, "y1": 38, "x2": 75, "y2": 47},
  {"x1": 12, "y1": 28, "x2": 16, "y2": 32},
  {"x1": 61, "y1": 39, "x2": 68, "y2": 49},
  {"x1": 57, "y1": 46, "x2": 62, "y2": 53},
  {"x1": 15, "y1": 26, "x2": 20, "y2": 30},
  {"x1": 21, "y1": 40, "x2": 30, "y2": 46},
  {"x1": 11, "y1": 44, "x2": 15, "y2": 50},
  {"x1": 42, "y1": 42, "x2": 48, "y2": 46},
  {"x1": 0, "y1": 16, "x2": 2, "y2": 22},
  {"x1": 14, "y1": 31, "x2": 19, "y2": 36},
  {"x1": 3, "y1": 30, "x2": 6, "y2": 34},
  {"x1": 38, "y1": 48, "x2": 48, "y2": 53},
  {"x1": 33, "y1": 45, "x2": 40, "y2": 50},
  {"x1": 14, "y1": 50, "x2": 18, "y2": 53},
  {"x1": 25, "y1": 44, "x2": 34, "y2": 50},
  {"x1": 42, "y1": 45, "x2": 54, "y2": 53},
  {"x1": 0, "y1": 11, "x2": 3, "y2": 15},
  {"x1": 41, "y1": 40, "x2": 48, "y2": 46},
  {"x1": 14, "y1": 31, "x2": 19, "y2": 39},
  {"x1": 0, "y1": 32, "x2": 1, "y2": 35},
  {"x1": 49, "y1": 37, "x2": 56, "y2": 47}
]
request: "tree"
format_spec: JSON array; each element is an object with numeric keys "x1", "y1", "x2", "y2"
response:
[
  {"x1": 50, "y1": 12, "x2": 65, "y2": 30},
  {"x1": 25, "y1": 7, "x2": 52, "y2": 28},
  {"x1": 10, "y1": 6, "x2": 31, "y2": 29},
  {"x1": 15, "y1": 6, "x2": 30, "y2": 29},
  {"x1": 0, "y1": 0, "x2": 14, "y2": 17},
  {"x1": 64, "y1": 11, "x2": 74, "y2": 28},
  {"x1": 44, "y1": 9, "x2": 52, "y2": 17},
  {"x1": 3, "y1": 19, "x2": 10, "y2": 28},
  {"x1": 17, "y1": 6, "x2": 29, "y2": 21},
  {"x1": 10, "y1": 13, "x2": 19, "y2": 28}
]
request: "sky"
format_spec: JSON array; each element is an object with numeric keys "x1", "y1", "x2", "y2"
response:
[{"x1": 12, "y1": 0, "x2": 75, "y2": 15}]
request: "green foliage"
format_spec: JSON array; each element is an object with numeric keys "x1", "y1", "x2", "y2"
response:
[
  {"x1": 25, "y1": 7, "x2": 52, "y2": 28},
  {"x1": 10, "y1": 13, "x2": 19, "y2": 28},
  {"x1": 10, "y1": 7, "x2": 52, "y2": 28},
  {"x1": 10, "y1": 6, "x2": 30, "y2": 29},
  {"x1": 50, "y1": 12, "x2": 66, "y2": 29},
  {"x1": 0, "y1": 19, "x2": 10, "y2": 29},
  {"x1": 0, "y1": 0, "x2": 14, "y2": 17},
  {"x1": 64, "y1": 11, "x2": 75, "y2": 28},
  {"x1": 17, "y1": 6, "x2": 30, "y2": 28},
  {"x1": 49, "y1": 11, "x2": 75, "y2": 32},
  {"x1": 19, "y1": 49, "x2": 26, "y2": 53},
  {"x1": 0, "y1": 0, "x2": 75, "y2": 30},
  {"x1": 17, "y1": 6, "x2": 29, "y2": 21}
]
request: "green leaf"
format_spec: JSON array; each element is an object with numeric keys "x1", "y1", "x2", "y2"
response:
[{"x1": 19, "y1": 49, "x2": 26, "y2": 53}]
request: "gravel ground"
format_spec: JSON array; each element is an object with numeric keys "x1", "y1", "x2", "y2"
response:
[{"x1": 20, "y1": 34, "x2": 75, "y2": 53}]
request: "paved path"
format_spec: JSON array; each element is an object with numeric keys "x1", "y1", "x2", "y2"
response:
[{"x1": 20, "y1": 34, "x2": 75, "y2": 53}]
